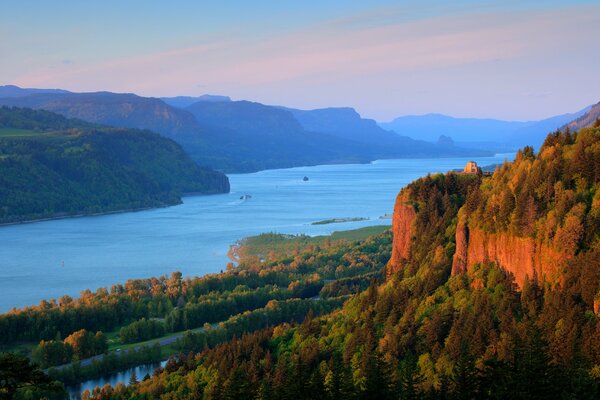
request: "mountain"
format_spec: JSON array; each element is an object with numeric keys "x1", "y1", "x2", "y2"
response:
[
  {"x1": 381, "y1": 106, "x2": 591, "y2": 150},
  {"x1": 0, "y1": 107, "x2": 229, "y2": 224},
  {"x1": 285, "y1": 106, "x2": 401, "y2": 144},
  {"x1": 183, "y1": 100, "x2": 377, "y2": 171},
  {"x1": 380, "y1": 113, "x2": 524, "y2": 142},
  {"x1": 0, "y1": 91, "x2": 201, "y2": 137},
  {"x1": 161, "y1": 95, "x2": 232, "y2": 108},
  {"x1": 184, "y1": 100, "x2": 490, "y2": 172},
  {"x1": 562, "y1": 100, "x2": 600, "y2": 131},
  {"x1": 0, "y1": 86, "x2": 491, "y2": 174},
  {"x1": 0, "y1": 84, "x2": 71, "y2": 98}
]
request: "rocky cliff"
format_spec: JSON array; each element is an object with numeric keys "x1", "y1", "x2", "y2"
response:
[
  {"x1": 451, "y1": 213, "x2": 567, "y2": 287},
  {"x1": 386, "y1": 190, "x2": 416, "y2": 278},
  {"x1": 387, "y1": 125, "x2": 600, "y2": 290}
]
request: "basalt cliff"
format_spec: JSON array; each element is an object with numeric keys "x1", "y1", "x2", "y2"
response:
[{"x1": 388, "y1": 125, "x2": 600, "y2": 297}]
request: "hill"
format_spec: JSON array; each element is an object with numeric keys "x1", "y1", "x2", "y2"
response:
[
  {"x1": 285, "y1": 106, "x2": 401, "y2": 144},
  {"x1": 0, "y1": 91, "x2": 201, "y2": 137},
  {"x1": 0, "y1": 107, "x2": 229, "y2": 224},
  {"x1": 381, "y1": 106, "x2": 591, "y2": 151},
  {"x1": 563, "y1": 101, "x2": 600, "y2": 132},
  {"x1": 161, "y1": 95, "x2": 232, "y2": 108},
  {"x1": 0, "y1": 86, "x2": 491, "y2": 173},
  {"x1": 0, "y1": 84, "x2": 71, "y2": 98},
  {"x1": 184, "y1": 100, "x2": 490, "y2": 172}
]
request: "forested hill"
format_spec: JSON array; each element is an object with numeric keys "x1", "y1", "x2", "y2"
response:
[
  {"x1": 80, "y1": 126, "x2": 599, "y2": 399},
  {"x1": 0, "y1": 107, "x2": 229, "y2": 224}
]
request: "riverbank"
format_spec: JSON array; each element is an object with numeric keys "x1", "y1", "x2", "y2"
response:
[{"x1": 0, "y1": 202, "x2": 178, "y2": 227}]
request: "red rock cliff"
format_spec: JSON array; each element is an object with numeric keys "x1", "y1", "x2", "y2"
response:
[
  {"x1": 451, "y1": 213, "x2": 567, "y2": 287},
  {"x1": 386, "y1": 190, "x2": 416, "y2": 278}
]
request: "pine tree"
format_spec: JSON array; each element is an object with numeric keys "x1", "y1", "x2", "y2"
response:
[
  {"x1": 129, "y1": 370, "x2": 138, "y2": 385},
  {"x1": 451, "y1": 345, "x2": 477, "y2": 400}
]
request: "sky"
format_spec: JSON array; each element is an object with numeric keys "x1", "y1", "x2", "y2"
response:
[{"x1": 1, "y1": 0, "x2": 599, "y2": 121}]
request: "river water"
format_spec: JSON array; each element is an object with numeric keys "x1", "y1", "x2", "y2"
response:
[
  {"x1": 0, "y1": 155, "x2": 511, "y2": 312},
  {"x1": 66, "y1": 361, "x2": 166, "y2": 399}
]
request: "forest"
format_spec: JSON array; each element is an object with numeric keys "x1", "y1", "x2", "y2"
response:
[
  {"x1": 0, "y1": 106, "x2": 229, "y2": 224},
  {"x1": 0, "y1": 227, "x2": 391, "y2": 399}
]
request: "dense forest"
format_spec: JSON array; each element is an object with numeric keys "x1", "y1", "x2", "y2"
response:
[
  {"x1": 0, "y1": 228, "x2": 391, "y2": 398},
  {"x1": 61, "y1": 126, "x2": 599, "y2": 399},
  {"x1": 0, "y1": 107, "x2": 229, "y2": 224}
]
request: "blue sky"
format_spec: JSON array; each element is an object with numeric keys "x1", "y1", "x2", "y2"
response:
[{"x1": 1, "y1": 0, "x2": 599, "y2": 121}]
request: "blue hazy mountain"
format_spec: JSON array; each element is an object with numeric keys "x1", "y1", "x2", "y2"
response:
[
  {"x1": 381, "y1": 105, "x2": 591, "y2": 150},
  {"x1": 184, "y1": 100, "x2": 487, "y2": 171},
  {"x1": 161, "y1": 95, "x2": 231, "y2": 108},
  {"x1": 0, "y1": 84, "x2": 71, "y2": 98},
  {"x1": 284, "y1": 106, "x2": 401, "y2": 144},
  {"x1": 0, "y1": 85, "x2": 490, "y2": 173}
]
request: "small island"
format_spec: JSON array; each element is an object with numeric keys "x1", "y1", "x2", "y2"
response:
[{"x1": 311, "y1": 217, "x2": 368, "y2": 225}]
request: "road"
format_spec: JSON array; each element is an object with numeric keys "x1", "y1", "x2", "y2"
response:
[{"x1": 48, "y1": 324, "x2": 216, "y2": 371}]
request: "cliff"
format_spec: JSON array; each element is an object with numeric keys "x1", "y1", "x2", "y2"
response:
[
  {"x1": 451, "y1": 213, "x2": 567, "y2": 287},
  {"x1": 387, "y1": 190, "x2": 416, "y2": 278},
  {"x1": 388, "y1": 125, "x2": 600, "y2": 289}
]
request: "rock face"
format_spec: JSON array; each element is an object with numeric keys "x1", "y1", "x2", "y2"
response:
[
  {"x1": 388, "y1": 190, "x2": 568, "y2": 288},
  {"x1": 451, "y1": 214, "x2": 566, "y2": 287},
  {"x1": 387, "y1": 190, "x2": 416, "y2": 278}
]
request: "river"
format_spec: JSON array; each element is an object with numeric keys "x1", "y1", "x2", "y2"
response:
[
  {"x1": 0, "y1": 155, "x2": 511, "y2": 312},
  {"x1": 65, "y1": 361, "x2": 166, "y2": 399}
]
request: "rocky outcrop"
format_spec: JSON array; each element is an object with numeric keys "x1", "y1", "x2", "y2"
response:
[
  {"x1": 388, "y1": 190, "x2": 569, "y2": 288},
  {"x1": 386, "y1": 190, "x2": 416, "y2": 278},
  {"x1": 451, "y1": 214, "x2": 567, "y2": 287}
]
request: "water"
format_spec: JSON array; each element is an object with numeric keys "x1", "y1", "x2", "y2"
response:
[
  {"x1": 0, "y1": 155, "x2": 511, "y2": 312},
  {"x1": 66, "y1": 361, "x2": 166, "y2": 399}
]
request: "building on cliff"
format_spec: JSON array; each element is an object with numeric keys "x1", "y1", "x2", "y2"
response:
[{"x1": 462, "y1": 161, "x2": 479, "y2": 174}]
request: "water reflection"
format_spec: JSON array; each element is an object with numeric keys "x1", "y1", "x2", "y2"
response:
[{"x1": 66, "y1": 361, "x2": 166, "y2": 399}]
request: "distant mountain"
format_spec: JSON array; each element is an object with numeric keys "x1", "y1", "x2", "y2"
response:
[
  {"x1": 562, "y1": 100, "x2": 600, "y2": 131},
  {"x1": 380, "y1": 113, "x2": 523, "y2": 143},
  {"x1": 381, "y1": 106, "x2": 590, "y2": 150},
  {"x1": 188, "y1": 100, "x2": 306, "y2": 137},
  {"x1": 0, "y1": 107, "x2": 229, "y2": 224},
  {"x1": 0, "y1": 85, "x2": 491, "y2": 173},
  {"x1": 0, "y1": 91, "x2": 201, "y2": 137},
  {"x1": 284, "y1": 107, "x2": 401, "y2": 144},
  {"x1": 184, "y1": 100, "x2": 490, "y2": 172},
  {"x1": 161, "y1": 95, "x2": 231, "y2": 108},
  {"x1": 0, "y1": 84, "x2": 71, "y2": 98},
  {"x1": 184, "y1": 100, "x2": 375, "y2": 171}
]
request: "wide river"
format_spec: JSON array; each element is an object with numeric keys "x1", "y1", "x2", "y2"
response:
[{"x1": 0, "y1": 155, "x2": 511, "y2": 312}]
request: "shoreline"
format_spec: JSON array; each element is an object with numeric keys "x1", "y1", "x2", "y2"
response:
[
  {"x1": 0, "y1": 189, "x2": 232, "y2": 228},
  {"x1": 0, "y1": 203, "x2": 178, "y2": 228},
  {"x1": 1, "y1": 154, "x2": 513, "y2": 228}
]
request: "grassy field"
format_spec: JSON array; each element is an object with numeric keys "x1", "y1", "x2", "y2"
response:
[
  {"x1": 0, "y1": 128, "x2": 45, "y2": 137},
  {"x1": 235, "y1": 225, "x2": 390, "y2": 260},
  {"x1": 311, "y1": 217, "x2": 368, "y2": 225}
]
